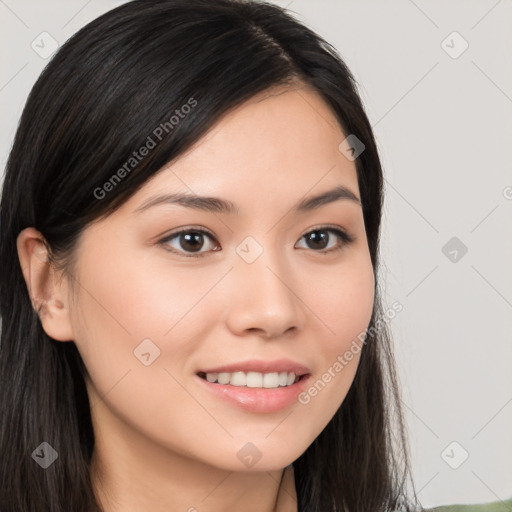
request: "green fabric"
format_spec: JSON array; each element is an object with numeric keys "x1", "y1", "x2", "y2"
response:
[{"x1": 423, "y1": 498, "x2": 512, "y2": 512}]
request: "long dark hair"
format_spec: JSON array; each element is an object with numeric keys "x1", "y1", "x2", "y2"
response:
[{"x1": 0, "y1": 1, "x2": 422, "y2": 510}]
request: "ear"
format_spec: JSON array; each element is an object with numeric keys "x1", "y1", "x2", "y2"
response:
[{"x1": 16, "y1": 227, "x2": 75, "y2": 342}]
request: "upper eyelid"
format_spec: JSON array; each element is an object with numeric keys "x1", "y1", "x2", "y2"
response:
[
  {"x1": 162, "y1": 226, "x2": 216, "y2": 242},
  {"x1": 162, "y1": 224, "x2": 347, "y2": 241}
]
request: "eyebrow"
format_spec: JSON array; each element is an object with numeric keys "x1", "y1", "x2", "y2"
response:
[{"x1": 132, "y1": 185, "x2": 361, "y2": 216}]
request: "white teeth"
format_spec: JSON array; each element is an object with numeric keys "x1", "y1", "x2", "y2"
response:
[
  {"x1": 231, "y1": 371, "x2": 247, "y2": 387},
  {"x1": 202, "y1": 371, "x2": 300, "y2": 388},
  {"x1": 217, "y1": 372, "x2": 230, "y2": 385},
  {"x1": 263, "y1": 372, "x2": 279, "y2": 388},
  {"x1": 246, "y1": 371, "x2": 263, "y2": 388},
  {"x1": 278, "y1": 372, "x2": 288, "y2": 386}
]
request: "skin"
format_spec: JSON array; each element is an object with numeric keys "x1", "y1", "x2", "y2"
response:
[{"x1": 17, "y1": 84, "x2": 375, "y2": 512}]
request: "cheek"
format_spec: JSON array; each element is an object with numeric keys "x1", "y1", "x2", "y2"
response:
[
  {"x1": 69, "y1": 240, "x2": 241, "y2": 429},
  {"x1": 71, "y1": 244, "x2": 225, "y2": 369},
  {"x1": 70, "y1": 246, "x2": 231, "y2": 457},
  {"x1": 295, "y1": 254, "x2": 375, "y2": 436},
  {"x1": 307, "y1": 253, "x2": 375, "y2": 351}
]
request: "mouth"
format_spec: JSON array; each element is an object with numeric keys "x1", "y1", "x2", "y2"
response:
[
  {"x1": 195, "y1": 370, "x2": 312, "y2": 413},
  {"x1": 196, "y1": 371, "x2": 309, "y2": 388}
]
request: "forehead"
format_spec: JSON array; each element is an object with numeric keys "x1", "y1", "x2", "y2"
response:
[
  {"x1": 121, "y1": 85, "x2": 360, "y2": 216},
  {"x1": 181, "y1": 84, "x2": 350, "y2": 167}
]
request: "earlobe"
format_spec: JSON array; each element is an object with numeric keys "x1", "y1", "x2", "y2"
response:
[{"x1": 16, "y1": 227, "x2": 75, "y2": 342}]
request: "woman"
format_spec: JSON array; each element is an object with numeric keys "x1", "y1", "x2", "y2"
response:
[{"x1": 0, "y1": 1, "x2": 509, "y2": 511}]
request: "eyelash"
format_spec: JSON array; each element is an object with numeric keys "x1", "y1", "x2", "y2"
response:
[{"x1": 158, "y1": 225, "x2": 354, "y2": 259}]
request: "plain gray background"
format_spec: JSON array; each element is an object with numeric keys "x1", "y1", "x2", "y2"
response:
[{"x1": 1, "y1": 0, "x2": 511, "y2": 508}]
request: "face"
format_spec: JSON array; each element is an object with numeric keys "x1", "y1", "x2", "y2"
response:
[{"x1": 59, "y1": 85, "x2": 375, "y2": 471}]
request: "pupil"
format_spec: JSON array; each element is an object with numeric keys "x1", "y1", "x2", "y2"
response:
[
  {"x1": 308, "y1": 230, "x2": 328, "y2": 249},
  {"x1": 181, "y1": 232, "x2": 203, "y2": 252}
]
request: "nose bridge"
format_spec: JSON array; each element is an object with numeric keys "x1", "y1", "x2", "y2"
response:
[
  {"x1": 226, "y1": 235, "x2": 305, "y2": 336},
  {"x1": 242, "y1": 256, "x2": 290, "y2": 303}
]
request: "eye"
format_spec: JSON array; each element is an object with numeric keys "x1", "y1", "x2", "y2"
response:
[
  {"x1": 159, "y1": 228, "x2": 220, "y2": 258},
  {"x1": 159, "y1": 225, "x2": 353, "y2": 258},
  {"x1": 295, "y1": 227, "x2": 353, "y2": 254}
]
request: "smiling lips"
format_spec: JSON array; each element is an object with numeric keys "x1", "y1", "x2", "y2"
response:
[
  {"x1": 198, "y1": 370, "x2": 301, "y2": 388},
  {"x1": 196, "y1": 358, "x2": 312, "y2": 412},
  {"x1": 196, "y1": 358, "x2": 310, "y2": 388}
]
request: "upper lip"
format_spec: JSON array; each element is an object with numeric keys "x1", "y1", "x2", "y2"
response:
[{"x1": 197, "y1": 358, "x2": 311, "y2": 376}]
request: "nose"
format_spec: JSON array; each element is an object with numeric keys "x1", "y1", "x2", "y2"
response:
[{"x1": 224, "y1": 249, "x2": 307, "y2": 339}]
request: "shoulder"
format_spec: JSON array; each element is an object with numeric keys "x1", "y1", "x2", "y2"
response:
[{"x1": 422, "y1": 498, "x2": 512, "y2": 512}]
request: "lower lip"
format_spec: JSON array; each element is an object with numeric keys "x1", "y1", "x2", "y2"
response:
[{"x1": 196, "y1": 374, "x2": 311, "y2": 413}]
